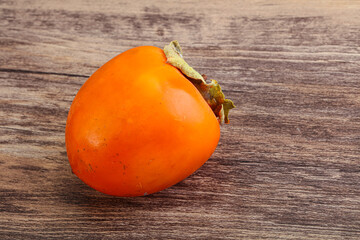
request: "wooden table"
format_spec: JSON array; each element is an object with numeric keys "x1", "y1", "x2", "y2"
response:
[{"x1": 1, "y1": 1, "x2": 360, "y2": 239}]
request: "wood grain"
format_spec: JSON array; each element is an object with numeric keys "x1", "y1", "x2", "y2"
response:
[{"x1": 1, "y1": 0, "x2": 360, "y2": 239}]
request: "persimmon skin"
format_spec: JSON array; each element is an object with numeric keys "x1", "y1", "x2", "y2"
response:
[{"x1": 65, "y1": 46, "x2": 220, "y2": 197}]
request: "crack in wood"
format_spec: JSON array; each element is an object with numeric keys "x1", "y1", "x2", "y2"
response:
[{"x1": 0, "y1": 68, "x2": 89, "y2": 78}]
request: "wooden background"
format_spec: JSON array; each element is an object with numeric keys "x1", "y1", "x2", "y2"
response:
[{"x1": 1, "y1": 0, "x2": 360, "y2": 239}]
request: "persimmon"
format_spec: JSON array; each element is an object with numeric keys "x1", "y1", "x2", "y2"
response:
[{"x1": 65, "y1": 41, "x2": 234, "y2": 197}]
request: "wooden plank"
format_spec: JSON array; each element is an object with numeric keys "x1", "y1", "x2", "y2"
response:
[{"x1": 1, "y1": 0, "x2": 360, "y2": 239}]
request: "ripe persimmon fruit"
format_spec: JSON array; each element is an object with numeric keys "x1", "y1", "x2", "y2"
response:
[{"x1": 65, "y1": 41, "x2": 234, "y2": 197}]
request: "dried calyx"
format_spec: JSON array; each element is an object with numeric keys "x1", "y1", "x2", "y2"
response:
[{"x1": 164, "y1": 40, "x2": 235, "y2": 124}]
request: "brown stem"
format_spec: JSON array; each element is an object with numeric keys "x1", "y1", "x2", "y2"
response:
[{"x1": 164, "y1": 40, "x2": 235, "y2": 124}]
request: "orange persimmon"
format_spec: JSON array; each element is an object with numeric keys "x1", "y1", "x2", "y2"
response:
[{"x1": 65, "y1": 41, "x2": 234, "y2": 197}]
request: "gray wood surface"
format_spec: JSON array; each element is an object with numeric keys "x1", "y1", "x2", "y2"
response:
[{"x1": 1, "y1": 0, "x2": 360, "y2": 239}]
